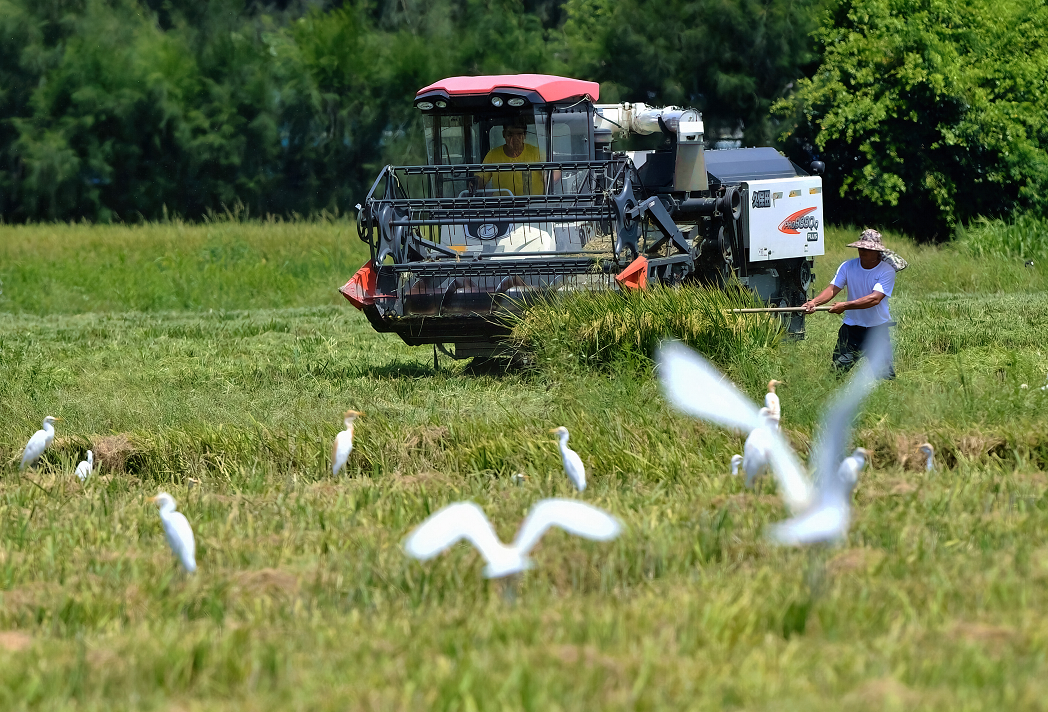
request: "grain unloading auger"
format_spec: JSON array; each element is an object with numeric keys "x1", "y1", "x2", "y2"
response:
[{"x1": 340, "y1": 74, "x2": 827, "y2": 358}]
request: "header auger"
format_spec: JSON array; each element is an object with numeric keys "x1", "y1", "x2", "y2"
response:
[{"x1": 341, "y1": 74, "x2": 825, "y2": 359}]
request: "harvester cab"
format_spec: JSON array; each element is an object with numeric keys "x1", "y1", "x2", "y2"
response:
[{"x1": 341, "y1": 74, "x2": 824, "y2": 358}]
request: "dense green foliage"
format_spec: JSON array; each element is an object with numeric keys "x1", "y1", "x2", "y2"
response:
[
  {"x1": 1, "y1": 0, "x2": 826, "y2": 222},
  {"x1": 5, "y1": 225, "x2": 1048, "y2": 707},
  {"x1": 777, "y1": 0, "x2": 1048, "y2": 237},
  {"x1": 0, "y1": 0, "x2": 559, "y2": 222},
  {"x1": 5, "y1": 0, "x2": 1048, "y2": 234},
  {"x1": 562, "y1": 0, "x2": 827, "y2": 146}
]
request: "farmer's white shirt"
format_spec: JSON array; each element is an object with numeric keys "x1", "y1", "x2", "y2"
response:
[{"x1": 831, "y1": 258, "x2": 895, "y2": 327}]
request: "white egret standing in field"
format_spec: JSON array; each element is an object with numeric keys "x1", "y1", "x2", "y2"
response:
[
  {"x1": 75, "y1": 450, "x2": 94, "y2": 482},
  {"x1": 918, "y1": 443, "x2": 935, "y2": 472},
  {"x1": 656, "y1": 344, "x2": 812, "y2": 513},
  {"x1": 404, "y1": 499, "x2": 621, "y2": 578},
  {"x1": 332, "y1": 410, "x2": 363, "y2": 476},
  {"x1": 20, "y1": 416, "x2": 61, "y2": 470},
  {"x1": 733, "y1": 407, "x2": 787, "y2": 489},
  {"x1": 550, "y1": 426, "x2": 586, "y2": 491},
  {"x1": 149, "y1": 492, "x2": 197, "y2": 574},
  {"x1": 765, "y1": 380, "x2": 784, "y2": 420},
  {"x1": 730, "y1": 454, "x2": 743, "y2": 476},
  {"x1": 767, "y1": 337, "x2": 892, "y2": 546}
]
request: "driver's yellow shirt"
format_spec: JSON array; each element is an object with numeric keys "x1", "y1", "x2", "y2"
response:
[{"x1": 477, "y1": 144, "x2": 544, "y2": 196}]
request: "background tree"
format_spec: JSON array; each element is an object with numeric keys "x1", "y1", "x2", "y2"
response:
[
  {"x1": 15, "y1": 0, "x2": 1045, "y2": 233},
  {"x1": 777, "y1": 0, "x2": 1048, "y2": 238},
  {"x1": 559, "y1": 0, "x2": 827, "y2": 145}
]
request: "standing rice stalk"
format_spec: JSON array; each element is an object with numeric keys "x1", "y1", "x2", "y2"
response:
[{"x1": 508, "y1": 282, "x2": 784, "y2": 371}]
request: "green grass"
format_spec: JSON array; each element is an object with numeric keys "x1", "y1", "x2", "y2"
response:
[
  {"x1": 0, "y1": 217, "x2": 368, "y2": 314},
  {"x1": 2, "y1": 222, "x2": 1048, "y2": 709},
  {"x1": 955, "y1": 213, "x2": 1048, "y2": 262}
]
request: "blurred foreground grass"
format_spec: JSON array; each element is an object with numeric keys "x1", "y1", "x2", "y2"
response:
[{"x1": 2, "y1": 222, "x2": 1048, "y2": 709}]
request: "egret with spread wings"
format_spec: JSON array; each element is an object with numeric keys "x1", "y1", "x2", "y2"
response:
[
  {"x1": 767, "y1": 338, "x2": 891, "y2": 545},
  {"x1": 404, "y1": 499, "x2": 622, "y2": 578},
  {"x1": 656, "y1": 343, "x2": 812, "y2": 513}
]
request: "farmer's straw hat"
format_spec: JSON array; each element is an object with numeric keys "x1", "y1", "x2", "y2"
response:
[
  {"x1": 849, "y1": 228, "x2": 909, "y2": 271},
  {"x1": 847, "y1": 229, "x2": 889, "y2": 252}
]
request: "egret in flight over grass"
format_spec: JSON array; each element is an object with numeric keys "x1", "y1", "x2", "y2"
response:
[
  {"x1": 149, "y1": 492, "x2": 197, "y2": 574},
  {"x1": 836, "y1": 448, "x2": 870, "y2": 489},
  {"x1": 75, "y1": 450, "x2": 94, "y2": 482},
  {"x1": 656, "y1": 344, "x2": 811, "y2": 513},
  {"x1": 404, "y1": 499, "x2": 622, "y2": 578},
  {"x1": 767, "y1": 338, "x2": 891, "y2": 546},
  {"x1": 918, "y1": 443, "x2": 935, "y2": 472},
  {"x1": 332, "y1": 410, "x2": 363, "y2": 476},
  {"x1": 550, "y1": 426, "x2": 586, "y2": 491},
  {"x1": 765, "y1": 380, "x2": 784, "y2": 420},
  {"x1": 20, "y1": 416, "x2": 61, "y2": 470}
]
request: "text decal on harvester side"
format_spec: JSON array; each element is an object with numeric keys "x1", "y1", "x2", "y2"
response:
[
  {"x1": 744, "y1": 177, "x2": 824, "y2": 262},
  {"x1": 778, "y1": 207, "x2": 819, "y2": 235}
]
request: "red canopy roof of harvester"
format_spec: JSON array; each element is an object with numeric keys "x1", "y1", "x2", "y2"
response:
[{"x1": 416, "y1": 74, "x2": 600, "y2": 103}]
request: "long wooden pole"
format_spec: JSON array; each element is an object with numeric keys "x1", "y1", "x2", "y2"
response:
[{"x1": 729, "y1": 306, "x2": 834, "y2": 313}]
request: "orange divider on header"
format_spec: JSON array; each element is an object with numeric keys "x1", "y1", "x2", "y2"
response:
[
  {"x1": 615, "y1": 255, "x2": 648, "y2": 290},
  {"x1": 339, "y1": 260, "x2": 378, "y2": 309}
]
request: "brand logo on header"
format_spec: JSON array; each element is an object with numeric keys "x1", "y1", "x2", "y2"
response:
[{"x1": 778, "y1": 207, "x2": 819, "y2": 235}]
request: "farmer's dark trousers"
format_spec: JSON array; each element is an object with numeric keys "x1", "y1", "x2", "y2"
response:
[{"x1": 832, "y1": 323, "x2": 895, "y2": 378}]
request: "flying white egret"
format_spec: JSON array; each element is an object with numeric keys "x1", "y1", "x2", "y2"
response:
[
  {"x1": 404, "y1": 498, "x2": 622, "y2": 578},
  {"x1": 332, "y1": 410, "x2": 363, "y2": 475},
  {"x1": 730, "y1": 454, "x2": 743, "y2": 476},
  {"x1": 767, "y1": 337, "x2": 892, "y2": 546},
  {"x1": 765, "y1": 380, "x2": 784, "y2": 420},
  {"x1": 75, "y1": 450, "x2": 94, "y2": 482},
  {"x1": 20, "y1": 416, "x2": 61, "y2": 470},
  {"x1": 918, "y1": 443, "x2": 935, "y2": 472},
  {"x1": 550, "y1": 426, "x2": 586, "y2": 491},
  {"x1": 656, "y1": 344, "x2": 812, "y2": 513},
  {"x1": 836, "y1": 448, "x2": 870, "y2": 488},
  {"x1": 149, "y1": 492, "x2": 197, "y2": 573}
]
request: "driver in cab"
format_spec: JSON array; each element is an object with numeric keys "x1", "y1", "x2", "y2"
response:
[{"x1": 475, "y1": 118, "x2": 544, "y2": 196}]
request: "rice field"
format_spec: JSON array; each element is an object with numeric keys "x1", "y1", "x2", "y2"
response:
[{"x1": 2, "y1": 219, "x2": 1048, "y2": 709}]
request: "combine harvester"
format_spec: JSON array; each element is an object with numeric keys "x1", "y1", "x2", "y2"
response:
[{"x1": 340, "y1": 74, "x2": 825, "y2": 359}]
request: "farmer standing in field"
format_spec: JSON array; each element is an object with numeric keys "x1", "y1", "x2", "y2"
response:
[{"x1": 802, "y1": 229, "x2": 906, "y2": 378}]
